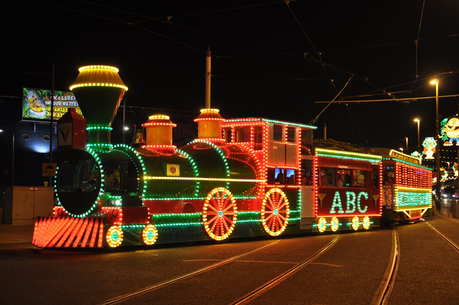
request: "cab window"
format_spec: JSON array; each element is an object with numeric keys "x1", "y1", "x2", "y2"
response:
[{"x1": 273, "y1": 125, "x2": 283, "y2": 141}]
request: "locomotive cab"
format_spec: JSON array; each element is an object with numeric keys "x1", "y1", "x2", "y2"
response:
[{"x1": 57, "y1": 149, "x2": 142, "y2": 216}]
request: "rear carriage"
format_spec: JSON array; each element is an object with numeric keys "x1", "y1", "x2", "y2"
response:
[{"x1": 373, "y1": 149, "x2": 433, "y2": 223}]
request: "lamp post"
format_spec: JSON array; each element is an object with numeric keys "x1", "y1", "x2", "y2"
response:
[
  {"x1": 430, "y1": 79, "x2": 441, "y2": 204},
  {"x1": 414, "y1": 118, "x2": 420, "y2": 153}
]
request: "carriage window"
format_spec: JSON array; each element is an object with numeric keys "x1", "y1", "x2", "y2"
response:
[
  {"x1": 235, "y1": 126, "x2": 251, "y2": 142},
  {"x1": 372, "y1": 168, "x2": 379, "y2": 188},
  {"x1": 273, "y1": 125, "x2": 283, "y2": 141},
  {"x1": 301, "y1": 159, "x2": 313, "y2": 185},
  {"x1": 337, "y1": 169, "x2": 351, "y2": 187},
  {"x1": 254, "y1": 126, "x2": 263, "y2": 150},
  {"x1": 267, "y1": 168, "x2": 297, "y2": 185},
  {"x1": 385, "y1": 171, "x2": 395, "y2": 184},
  {"x1": 320, "y1": 168, "x2": 336, "y2": 186},
  {"x1": 353, "y1": 170, "x2": 366, "y2": 187},
  {"x1": 268, "y1": 168, "x2": 296, "y2": 185},
  {"x1": 223, "y1": 128, "x2": 232, "y2": 142},
  {"x1": 275, "y1": 168, "x2": 284, "y2": 184},
  {"x1": 267, "y1": 168, "x2": 279, "y2": 184},
  {"x1": 287, "y1": 127, "x2": 295, "y2": 143},
  {"x1": 285, "y1": 169, "x2": 296, "y2": 184}
]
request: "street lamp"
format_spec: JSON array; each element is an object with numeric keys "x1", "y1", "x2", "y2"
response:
[
  {"x1": 414, "y1": 118, "x2": 420, "y2": 153},
  {"x1": 430, "y1": 79, "x2": 440, "y2": 204}
]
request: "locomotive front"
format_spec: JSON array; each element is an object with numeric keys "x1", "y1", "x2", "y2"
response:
[{"x1": 32, "y1": 66, "x2": 262, "y2": 248}]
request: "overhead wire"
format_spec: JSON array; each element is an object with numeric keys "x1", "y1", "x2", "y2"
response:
[
  {"x1": 346, "y1": 103, "x2": 369, "y2": 145},
  {"x1": 79, "y1": 0, "x2": 285, "y2": 24},
  {"x1": 284, "y1": 0, "x2": 340, "y2": 94},
  {"x1": 34, "y1": 0, "x2": 128, "y2": 24},
  {"x1": 35, "y1": 0, "x2": 457, "y2": 111},
  {"x1": 38, "y1": 0, "x2": 387, "y2": 95},
  {"x1": 283, "y1": 0, "x2": 375, "y2": 141},
  {"x1": 282, "y1": 3, "x2": 393, "y2": 102},
  {"x1": 321, "y1": 34, "x2": 459, "y2": 55},
  {"x1": 310, "y1": 74, "x2": 354, "y2": 125},
  {"x1": 343, "y1": 69, "x2": 459, "y2": 100}
]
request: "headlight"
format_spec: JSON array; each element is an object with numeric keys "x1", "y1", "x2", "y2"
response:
[{"x1": 110, "y1": 197, "x2": 122, "y2": 206}]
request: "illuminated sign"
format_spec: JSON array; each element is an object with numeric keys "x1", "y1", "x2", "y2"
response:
[
  {"x1": 317, "y1": 189, "x2": 379, "y2": 217},
  {"x1": 422, "y1": 137, "x2": 436, "y2": 160},
  {"x1": 389, "y1": 149, "x2": 420, "y2": 165},
  {"x1": 22, "y1": 88, "x2": 84, "y2": 121},
  {"x1": 441, "y1": 117, "x2": 459, "y2": 145},
  {"x1": 330, "y1": 191, "x2": 369, "y2": 214},
  {"x1": 394, "y1": 187, "x2": 432, "y2": 211}
]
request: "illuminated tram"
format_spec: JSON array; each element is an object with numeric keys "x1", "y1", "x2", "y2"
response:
[
  {"x1": 374, "y1": 148, "x2": 433, "y2": 223},
  {"x1": 31, "y1": 65, "x2": 431, "y2": 248}
]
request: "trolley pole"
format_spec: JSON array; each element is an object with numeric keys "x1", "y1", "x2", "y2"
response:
[{"x1": 205, "y1": 47, "x2": 211, "y2": 109}]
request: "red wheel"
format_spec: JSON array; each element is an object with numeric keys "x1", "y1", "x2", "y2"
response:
[
  {"x1": 203, "y1": 187, "x2": 237, "y2": 241},
  {"x1": 261, "y1": 188, "x2": 290, "y2": 236}
]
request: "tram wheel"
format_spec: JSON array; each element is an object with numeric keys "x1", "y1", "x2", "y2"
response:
[
  {"x1": 330, "y1": 217, "x2": 339, "y2": 232},
  {"x1": 351, "y1": 216, "x2": 360, "y2": 231},
  {"x1": 261, "y1": 188, "x2": 290, "y2": 236},
  {"x1": 317, "y1": 217, "x2": 327, "y2": 233},
  {"x1": 142, "y1": 224, "x2": 158, "y2": 245},
  {"x1": 106, "y1": 225, "x2": 123, "y2": 248},
  {"x1": 203, "y1": 187, "x2": 237, "y2": 241},
  {"x1": 362, "y1": 216, "x2": 371, "y2": 230}
]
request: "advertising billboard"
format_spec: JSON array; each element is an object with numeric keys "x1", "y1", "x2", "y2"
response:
[{"x1": 22, "y1": 88, "x2": 84, "y2": 121}]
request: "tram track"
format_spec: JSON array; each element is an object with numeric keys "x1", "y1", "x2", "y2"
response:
[
  {"x1": 372, "y1": 218, "x2": 459, "y2": 305},
  {"x1": 370, "y1": 227, "x2": 400, "y2": 305},
  {"x1": 229, "y1": 235, "x2": 342, "y2": 305},
  {"x1": 99, "y1": 230, "x2": 400, "y2": 305},
  {"x1": 99, "y1": 235, "x2": 343, "y2": 305},
  {"x1": 98, "y1": 240, "x2": 282, "y2": 305},
  {"x1": 426, "y1": 221, "x2": 459, "y2": 253}
]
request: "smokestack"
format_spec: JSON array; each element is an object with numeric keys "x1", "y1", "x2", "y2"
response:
[
  {"x1": 142, "y1": 114, "x2": 177, "y2": 154},
  {"x1": 70, "y1": 65, "x2": 128, "y2": 149}
]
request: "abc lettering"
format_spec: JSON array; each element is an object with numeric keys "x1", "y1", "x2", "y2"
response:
[{"x1": 330, "y1": 191, "x2": 369, "y2": 214}]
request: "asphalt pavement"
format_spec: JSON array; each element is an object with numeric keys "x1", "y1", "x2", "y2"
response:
[{"x1": 0, "y1": 224, "x2": 35, "y2": 250}]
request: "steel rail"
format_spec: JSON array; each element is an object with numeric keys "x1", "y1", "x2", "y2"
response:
[
  {"x1": 229, "y1": 235, "x2": 342, "y2": 305},
  {"x1": 371, "y1": 227, "x2": 400, "y2": 305},
  {"x1": 98, "y1": 240, "x2": 281, "y2": 305},
  {"x1": 426, "y1": 222, "x2": 459, "y2": 253}
]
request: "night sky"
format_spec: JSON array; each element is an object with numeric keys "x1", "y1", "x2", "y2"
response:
[{"x1": 3, "y1": 0, "x2": 459, "y2": 150}]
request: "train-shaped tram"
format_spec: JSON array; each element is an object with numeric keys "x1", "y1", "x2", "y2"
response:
[{"x1": 32, "y1": 65, "x2": 433, "y2": 248}]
